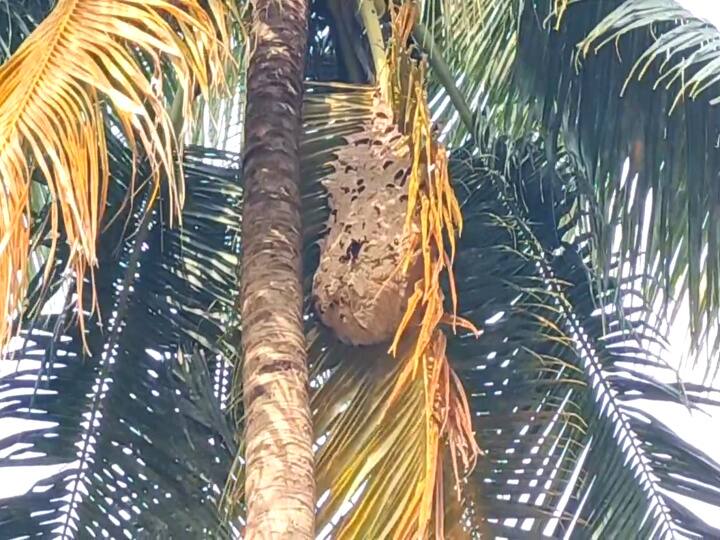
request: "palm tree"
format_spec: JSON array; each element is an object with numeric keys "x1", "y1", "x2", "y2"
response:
[
  {"x1": 2, "y1": 0, "x2": 720, "y2": 539},
  {"x1": 239, "y1": 0, "x2": 315, "y2": 537}
]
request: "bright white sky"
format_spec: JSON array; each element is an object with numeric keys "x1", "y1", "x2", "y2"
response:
[
  {"x1": 2, "y1": 1, "x2": 720, "y2": 538},
  {"x1": 679, "y1": 0, "x2": 720, "y2": 27}
]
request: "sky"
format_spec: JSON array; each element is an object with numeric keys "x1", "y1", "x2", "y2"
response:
[
  {"x1": 2, "y1": 1, "x2": 720, "y2": 538},
  {"x1": 679, "y1": 0, "x2": 720, "y2": 26}
]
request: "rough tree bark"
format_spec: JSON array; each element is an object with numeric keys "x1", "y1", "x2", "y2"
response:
[{"x1": 240, "y1": 0, "x2": 314, "y2": 538}]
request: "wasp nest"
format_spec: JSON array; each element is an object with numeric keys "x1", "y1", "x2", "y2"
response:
[{"x1": 312, "y1": 105, "x2": 420, "y2": 345}]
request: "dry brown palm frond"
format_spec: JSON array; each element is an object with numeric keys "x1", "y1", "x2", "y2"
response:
[
  {"x1": 0, "y1": 0, "x2": 231, "y2": 350},
  {"x1": 382, "y1": 5, "x2": 481, "y2": 535}
]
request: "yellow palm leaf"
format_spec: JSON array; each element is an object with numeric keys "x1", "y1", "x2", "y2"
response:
[{"x1": 0, "y1": 0, "x2": 231, "y2": 349}]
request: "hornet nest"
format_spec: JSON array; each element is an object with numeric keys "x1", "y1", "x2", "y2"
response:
[{"x1": 312, "y1": 102, "x2": 420, "y2": 345}]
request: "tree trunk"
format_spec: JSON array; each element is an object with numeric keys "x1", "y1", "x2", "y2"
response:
[{"x1": 240, "y1": 0, "x2": 314, "y2": 538}]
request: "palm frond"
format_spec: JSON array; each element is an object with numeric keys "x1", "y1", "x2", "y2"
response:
[
  {"x1": 514, "y1": 0, "x2": 720, "y2": 361},
  {"x1": 443, "y1": 136, "x2": 720, "y2": 538},
  {"x1": 574, "y1": 0, "x2": 720, "y2": 352},
  {"x1": 417, "y1": 0, "x2": 527, "y2": 145},
  {"x1": 0, "y1": 145, "x2": 241, "y2": 537},
  {"x1": 306, "y1": 1, "x2": 342, "y2": 83},
  {"x1": 414, "y1": 0, "x2": 720, "y2": 364},
  {"x1": 0, "y1": 0, "x2": 231, "y2": 350},
  {"x1": 308, "y1": 6, "x2": 480, "y2": 531}
]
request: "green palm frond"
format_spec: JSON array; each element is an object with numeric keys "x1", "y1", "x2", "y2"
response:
[
  {"x1": 445, "y1": 136, "x2": 720, "y2": 538},
  {"x1": 417, "y1": 0, "x2": 527, "y2": 145},
  {"x1": 516, "y1": 0, "x2": 720, "y2": 361},
  {"x1": 306, "y1": 1, "x2": 342, "y2": 83},
  {"x1": 0, "y1": 142, "x2": 241, "y2": 538},
  {"x1": 580, "y1": 0, "x2": 720, "y2": 108},
  {"x1": 575, "y1": 0, "x2": 720, "y2": 350},
  {"x1": 416, "y1": 0, "x2": 720, "y2": 363}
]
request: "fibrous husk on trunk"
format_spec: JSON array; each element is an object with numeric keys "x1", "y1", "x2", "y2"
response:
[{"x1": 312, "y1": 98, "x2": 420, "y2": 346}]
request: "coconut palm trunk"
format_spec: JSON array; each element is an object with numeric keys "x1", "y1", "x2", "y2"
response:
[{"x1": 240, "y1": 0, "x2": 314, "y2": 538}]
